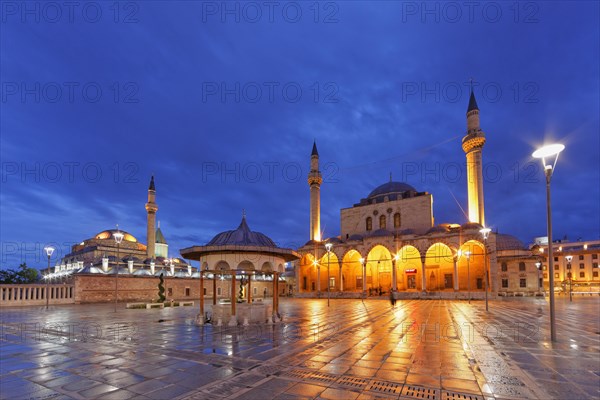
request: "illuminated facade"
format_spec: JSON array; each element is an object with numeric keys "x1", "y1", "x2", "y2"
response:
[{"x1": 296, "y1": 93, "x2": 541, "y2": 298}]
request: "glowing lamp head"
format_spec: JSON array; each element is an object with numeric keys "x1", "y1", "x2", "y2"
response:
[
  {"x1": 464, "y1": 251, "x2": 471, "y2": 260},
  {"x1": 359, "y1": 257, "x2": 365, "y2": 265},
  {"x1": 565, "y1": 255, "x2": 573, "y2": 263},
  {"x1": 532, "y1": 144, "x2": 565, "y2": 159},
  {"x1": 113, "y1": 231, "x2": 124, "y2": 245},
  {"x1": 535, "y1": 262, "x2": 542, "y2": 269},
  {"x1": 44, "y1": 246, "x2": 55, "y2": 257},
  {"x1": 480, "y1": 227, "x2": 491, "y2": 240},
  {"x1": 325, "y1": 243, "x2": 333, "y2": 252}
]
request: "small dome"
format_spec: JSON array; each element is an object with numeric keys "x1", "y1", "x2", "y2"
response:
[
  {"x1": 325, "y1": 237, "x2": 342, "y2": 244},
  {"x1": 496, "y1": 234, "x2": 526, "y2": 251},
  {"x1": 399, "y1": 229, "x2": 416, "y2": 235},
  {"x1": 427, "y1": 225, "x2": 450, "y2": 234},
  {"x1": 461, "y1": 222, "x2": 484, "y2": 231},
  {"x1": 207, "y1": 216, "x2": 276, "y2": 247},
  {"x1": 369, "y1": 229, "x2": 393, "y2": 237},
  {"x1": 95, "y1": 229, "x2": 138, "y2": 243},
  {"x1": 348, "y1": 234, "x2": 364, "y2": 241},
  {"x1": 368, "y1": 182, "x2": 416, "y2": 199}
]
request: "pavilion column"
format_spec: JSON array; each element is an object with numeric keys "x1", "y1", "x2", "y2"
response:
[
  {"x1": 229, "y1": 272, "x2": 237, "y2": 326},
  {"x1": 248, "y1": 274, "x2": 252, "y2": 304},
  {"x1": 213, "y1": 274, "x2": 217, "y2": 305},
  {"x1": 453, "y1": 257, "x2": 459, "y2": 291},
  {"x1": 392, "y1": 259, "x2": 397, "y2": 291},
  {"x1": 199, "y1": 271, "x2": 205, "y2": 324},
  {"x1": 421, "y1": 254, "x2": 427, "y2": 292},
  {"x1": 273, "y1": 272, "x2": 278, "y2": 316}
]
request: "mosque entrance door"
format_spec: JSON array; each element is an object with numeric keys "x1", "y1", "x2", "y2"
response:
[
  {"x1": 379, "y1": 272, "x2": 391, "y2": 292},
  {"x1": 444, "y1": 274, "x2": 453, "y2": 289}
]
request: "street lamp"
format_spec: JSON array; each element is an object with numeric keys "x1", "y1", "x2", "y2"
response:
[
  {"x1": 43, "y1": 246, "x2": 55, "y2": 310},
  {"x1": 359, "y1": 257, "x2": 366, "y2": 299},
  {"x1": 113, "y1": 226, "x2": 124, "y2": 312},
  {"x1": 325, "y1": 243, "x2": 332, "y2": 307},
  {"x1": 480, "y1": 227, "x2": 491, "y2": 312},
  {"x1": 465, "y1": 250, "x2": 471, "y2": 304},
  {"x1": 565, "y1": 255, "x2": 573, "y2": 302},
  {"x1": 532, "y1": 143, "x2": 564, "y2": 342}
]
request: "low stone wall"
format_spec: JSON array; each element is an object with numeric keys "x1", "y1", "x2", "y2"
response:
[
  {"x1": 0, "y1": 284, "x2": 75, "y2": 307},
  {"x1": 73, "y1": 274, "x2": 283, "y2": 304}
]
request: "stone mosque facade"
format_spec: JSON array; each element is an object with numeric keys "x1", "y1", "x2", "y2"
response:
[{"x1": 296, "y1": 92, "x2": 544, "y2": 298}]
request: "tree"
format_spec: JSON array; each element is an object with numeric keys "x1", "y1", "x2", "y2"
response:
[
  {"x1": 157, "y1": 273, "x2": 165, "y2": 303},
  {"x1": 0, "y1": 263, "x2": 39, "y2": 284}
]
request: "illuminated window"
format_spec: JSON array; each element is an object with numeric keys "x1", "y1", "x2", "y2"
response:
[
  {"x1": 580, "y1": 263, "x2": 585, "y2": 269},
  {"x1": 366, "y1": 217, "x2": 372, "y2": 231},
  {"x1": 555, "y1": 273, "x2": 559, "y2": 278},
  {"x1": 579, "y1": 255, "x2": 584, "y2": 260},
  {"x1": 394, "y1": 213, "x2": 401, "y2": 228},
  {"x1": 592, "y1": 254, "x2": 598, "y2": 259},
  {"x1": 379, "y1": 215, "x2": 386, "y2": 229},
  {"x1": 593, "y1": 271, "x2": 598, "y2": 278}
]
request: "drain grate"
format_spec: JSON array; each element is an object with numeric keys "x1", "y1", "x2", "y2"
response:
[
  {"x1": 367, "y1": 379, "x2": 403, "y2": 394},
  {"x1": 306, "y1": 371, "x2": 338, "y2": 384},
  {"x1": 281, "y1": 368, "x2": 312, "y2": 380},
  {"x1": 254, "y1": 364, "x2": 285, "y2": 376},
  {"x1": 441, "y1": 390, "x2": 484, "y2": 400},
  {"x1": 228, "y1": 372, "x2": 264, "y2": 387},
  {"x1": 336, "y1": 376, "x2": 370, "y2": 389},
  {"x1": 401, "y1": 385, "x2": 439, "y2": 399}
]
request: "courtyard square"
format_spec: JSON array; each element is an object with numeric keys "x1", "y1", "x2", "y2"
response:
[{"x1": 1, "y1": 298, "x2": 599, "y2": 400}]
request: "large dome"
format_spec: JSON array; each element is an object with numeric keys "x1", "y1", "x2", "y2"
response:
[
  {"x1": 207, "y1": 216, "x2": 276, "y2": 247},
  {"x1": 368, "y1": 181, "x2": 416, "y2": 199},
  {"x1": 94, "y1": 229, "x2": 138, "y2": 243},
  {"x1": 496, "y1": 234, "x2": 526, "y2": 251}
]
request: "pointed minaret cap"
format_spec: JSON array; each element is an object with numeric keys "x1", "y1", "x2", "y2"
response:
[
  {"x1": 467, "y1": 90, "x2": 479, "y2": 112},
  {"x1": 149, "y1": 175, "x2": 155, "y2": 191},
  {"x1": 311, "y1": 141, "x2": 319, "y2": 156}
]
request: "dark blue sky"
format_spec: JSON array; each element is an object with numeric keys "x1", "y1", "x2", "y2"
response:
[{"x1": 1, "y1": 1, "x2": 599, "y2": 269}]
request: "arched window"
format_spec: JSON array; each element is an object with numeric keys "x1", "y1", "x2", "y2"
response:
[
  {"x1": 394, "y1": 213, "x2": 401, "y2": 228},
  {"x1": 501, "y1": 262, "x2": 507, "y2": 272},
  {"x1": 519, "y1": 262, "x2": 526, "y2": 271},
  {"x1": 366, "y1": 217, "x2": 372, "y2": 231},
  {"x1": 379, "y1": 215, "x2": 386, "y2": 229}
]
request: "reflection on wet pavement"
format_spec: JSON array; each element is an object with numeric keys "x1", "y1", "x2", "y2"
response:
[{"x1": 1, "y1": 298, "x2": 598, "y2": 399}]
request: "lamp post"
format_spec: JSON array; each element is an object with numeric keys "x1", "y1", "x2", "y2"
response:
[
  {"x1": 113, "y1": 227, "x2": 124, "y2": 312},
  {"x1": 566, "y1": 255, "x2": 573, "y2": 302},
  {"x1": 43, "y1": 246, "x2": 55, "y2": 310},
  {"x1": 465, "y1": 251, "x2": 471, "y2": 304},
  {"x1": 532, "y1": 143, "x2": 564, "y2": 342},
  {"x1": 535, "y1": 261, "x2": 542, "y2": 292},
  {"x1": 480, "y1": 227, "x2": 491, "y2": 312},
  {"x1": 360, "y1": 257, "x2": 366, "y2": 298},
  {"x1": 325, "y1": 243, "x2": 332, "y2": 307}
]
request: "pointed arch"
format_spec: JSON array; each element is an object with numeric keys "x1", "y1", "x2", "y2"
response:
[
  {"x1": 425, "y1": 243, "x2": 455, "y2": 291},
  {"x1": 366, "y1": 245, "x2": 393, "y2": 293},
  {"x1": 458, "y1": 240, "x2": 485, "y2": 291},
  {"x1": 396, "y1": 245, "x2": 422, "y2": 291},
  {"x1": 341, "y1": 249, "x2": 363, "y2": 292}
]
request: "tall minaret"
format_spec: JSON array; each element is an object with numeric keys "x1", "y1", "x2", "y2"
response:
[
  {"x1": 462, "y1": 90, "x2": 486, "y2": 226},
  {"x1": 307, "y1": 141, "x2": 322, "y2": 241},
  {"x1": 145, "y1": 176, "x2": 158, "y2": 258}
]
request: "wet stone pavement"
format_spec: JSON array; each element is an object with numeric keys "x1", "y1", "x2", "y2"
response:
[{"x1": 1, "y1": 298, "x2": 599, "y2": 399}]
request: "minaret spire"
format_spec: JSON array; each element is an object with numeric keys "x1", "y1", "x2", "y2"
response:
[
  {"x1": 461, "y1": 87, "x2": 486, "y2": 226},
  {"x1": 307, "y1": 141, "x2": 322, "y2": 241},
  {"x1": 145, "y1": 175, "x2": 158, "y2": 258}
]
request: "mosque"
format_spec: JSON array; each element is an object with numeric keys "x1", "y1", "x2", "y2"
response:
[{"x1": 295, "y1": 91, "x2": 544, "y2": 298}]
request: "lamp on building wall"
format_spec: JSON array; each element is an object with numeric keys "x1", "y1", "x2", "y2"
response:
[
  {"x1": 565, "y1": 255, "x2": 573, "y2": 302},
  {"x1": 43, "y1": 246, "x2": 55, "y2": 310},
  {"x1": 113, "y1": 226, "x2": 124, "y2": 312},
  {"x1": 480, "y1": 227, "x2": 491, "y2": 312},
  {"x1": 325, "y1": 243, "x2": 332, "y2": 307},
  {"x1": 532, "y1": 142, "x2": 564, "y2": 342}
]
